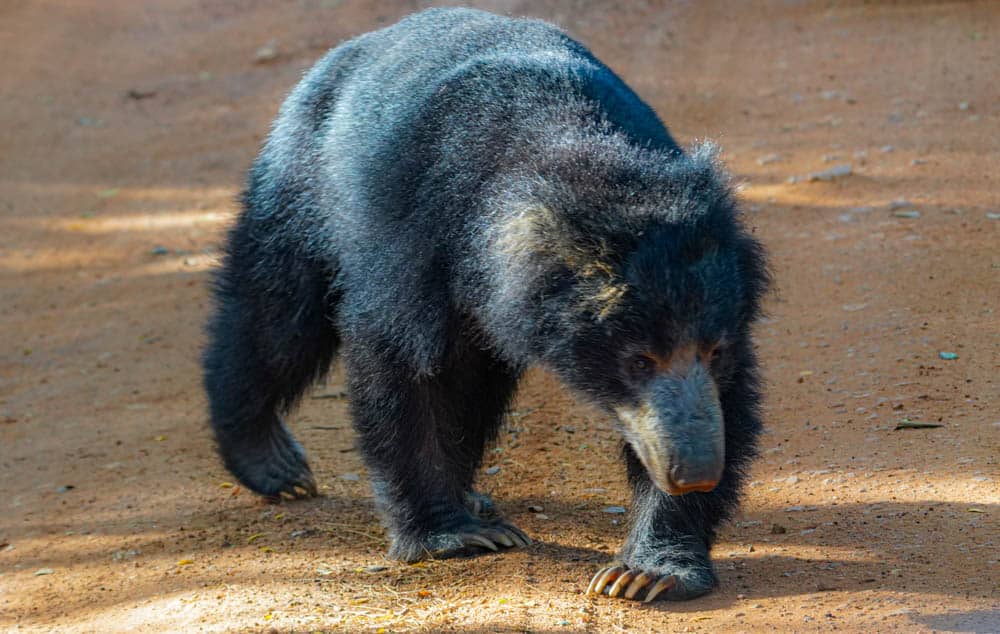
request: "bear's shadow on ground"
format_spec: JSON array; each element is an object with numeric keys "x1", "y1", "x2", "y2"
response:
[{"x1": 14, "y1": 493, "x2": 996, "y2": 609}]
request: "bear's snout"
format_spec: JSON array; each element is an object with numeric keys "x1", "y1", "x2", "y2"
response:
[{"x1": 617, "y1": 363, "x2": 725, "y2": 496}]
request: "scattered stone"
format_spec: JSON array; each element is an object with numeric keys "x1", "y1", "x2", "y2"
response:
[
  {"x1": 880, "y1": 145, "x2": 895, "y2": 153},
  {"x1": 784, "y1": 505, "x2": 807, "y2": 512},
  {"x1": 364, "y1": 565, "x2": 387, "y2": 573},
  {"x1": 771, "y1": 523, "x2": 787, "y2": 534},
  {"x1": 253, "y1": 42, "x2": 279, "y2": 64},
  {"x1": 958, "y1": 101, "x2": 970, "y2": 111},
  {"x1": 808, "y1": 163, "x2": 852, "y2": 182},
  {"x1": 562, "y1": 425, "x2": 576, "y2": 433},
  {"x1": 112, "y1": 549, "x2": 140, "y2": 561},
  {"x1": 842, "y1": 303, "x2": 867, "y2": 312},
  {"x1": 528, "y1": 505, "x2": 544, "y2": 513},
  {"x1": 602, "y1": 506, "x2": 627, "y2": 514},
  {"x1": 986, "y1": 212, "x2": 1000, "y2": 220},
  {"x1": 534, "y1": 513, "x2": 550, "y2": 520},
  {"x1": 34, "y1": 568, "x2": 55, "y2": 576},
  {"x1": 56, "y1": 485, "x2": 75, "y2": 493},
  {"x1": 892, "y1": 210, "x2": 921, "y2": 219},
  {"x1": 485, "y1": 465, "x2": 500, "y2": 475},
  {"x1": 150, "y1": 246, "x2": 169, "y2": 256},
  {"x1": 888, "y1": 198, "x2": 913, "y2": 210},
  {"x1": 756, "y1": 153, "x2": 782, "y2": 165}
]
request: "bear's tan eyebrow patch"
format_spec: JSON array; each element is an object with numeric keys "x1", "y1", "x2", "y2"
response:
[{"x1": 640, "y1": 343, "x2": 718, "y2": 374}]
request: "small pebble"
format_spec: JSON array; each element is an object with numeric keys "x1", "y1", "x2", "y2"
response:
[
  {"x1": 880, "y1": 145, "x2": 895, "y2": 153},
  {"x1": 892, "y1": 210, "x2": 921, "y2": 218},
  {"x1": 253, "y1": 42, "x2": 279, "y2": 64},
  {"x1": 534, "y1": 513, "x2": 550, "y2": 520},
  {"x1": 150, "y1": 246, "x2": 169, "y2": 256},
  {"x1": 986, "y1": 212, "x2": 1000, "y2": 220},
  {"x1": 808, "y1": 163, "x2": 853, "y2": 182},
  {"x1": 528, "y1": 505, "x2": 544, "y2": 513},
  {"x1": 958, "y1": 101, "x2": 970, "y2": 111},
  {"x1": 364, "y1": 565, "x2": 387, "y2": 573},
  {"x1": 602, "y1": 505, "x2": 626, "y2": 514},
  {"x1": 485, "y1": 465, "x2": 500, "y2": 475},
  {"x1": 756, "y1": 153, "x2": 782, "y2": 165},
  {"x1": 938, "y1": 351, "x2": 958, "y2": 360},
  {"x1": 340, "y1": 473, "x2": 360, "y2": 481}
]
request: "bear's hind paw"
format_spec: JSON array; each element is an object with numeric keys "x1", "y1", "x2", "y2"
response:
[{"x1": 396, "y1": 518, "x2": 532, "y2": 561}]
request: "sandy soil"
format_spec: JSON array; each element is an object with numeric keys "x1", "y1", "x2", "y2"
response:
[{"x1": 1, "y1": 1, "x2": 998, "y2": 632}]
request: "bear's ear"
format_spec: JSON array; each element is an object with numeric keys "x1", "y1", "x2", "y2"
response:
[{"x1": 496, "y1": 203, "x2": 628, "y2": 321}]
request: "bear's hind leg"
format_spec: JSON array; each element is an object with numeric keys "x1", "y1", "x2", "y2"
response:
[{"x1": 346, "y1": 338, "x2": 528, "y2": 561}]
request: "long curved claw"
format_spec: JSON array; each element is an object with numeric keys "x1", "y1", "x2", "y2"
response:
[
  {"x1": 587, "y1": 565, "x2": 626, "y2": 596},
  {"x1": 624, "y1": 571, "x2": 656, "y2": 600},
  {"x1": 497, "y1": 521, "x2": 532, "y2": 547},
  {"x1": 643, "y1": 575, "x2": 678, "y2": 602},
  {"x1": 482, "y1": 528, "x2": 514, "y2": 548},
  {"x1": 607, "y1": 569, "x2": 638, "y2": 597},
  {"x1": 458, "y1": 533, "x2": 499, "y2": 552}
]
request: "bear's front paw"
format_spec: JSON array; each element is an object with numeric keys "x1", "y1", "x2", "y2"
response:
[{"x1": 586, "y1": 559, "x2": 716, "y2": 602}]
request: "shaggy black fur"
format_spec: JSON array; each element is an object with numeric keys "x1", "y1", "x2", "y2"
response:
[{"x1": 203, "y1": 7, "x2": 769, "y2": 601}]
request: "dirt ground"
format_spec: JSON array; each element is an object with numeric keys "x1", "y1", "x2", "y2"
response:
[{"x1": 1, "y1": 1, "x2": 998, "y2": 632}]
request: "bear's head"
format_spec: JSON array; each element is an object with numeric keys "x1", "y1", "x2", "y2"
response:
[{"x1": 493, "y1": 143, "x2": 769, "y2": 495}]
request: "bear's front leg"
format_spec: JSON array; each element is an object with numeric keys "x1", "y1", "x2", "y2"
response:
[
  {"x1": 345, "y1": 337, "x2": 530, "y2": 562},
  {"x1": 588, "y1": 446, "x2": 744, "y2": 601}
]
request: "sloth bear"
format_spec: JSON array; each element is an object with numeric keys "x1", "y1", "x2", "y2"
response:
[{"x1": 203, "y1": 7, "x2": 768, "y2": 602}]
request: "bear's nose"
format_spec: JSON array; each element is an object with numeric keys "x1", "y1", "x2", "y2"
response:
[{"x1": 669, "y1": 460, "x2": 721, "y2": 494}]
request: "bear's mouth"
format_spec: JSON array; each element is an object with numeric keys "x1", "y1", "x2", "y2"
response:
[{"x1": 624, "y1": 430, "x2": 721, "y2": 496}]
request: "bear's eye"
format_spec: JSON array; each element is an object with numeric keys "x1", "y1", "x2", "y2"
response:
[
  {"x1": 703, "y1": 342, "x2": 724, "y2": 362},
  {"x1": 630, "y1": 356, "x2": 655, "y2": 375}
]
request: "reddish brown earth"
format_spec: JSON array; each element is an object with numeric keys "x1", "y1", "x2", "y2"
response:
[{"x1": 2, "y1": 1, "x2": 998, "y2": 632}]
